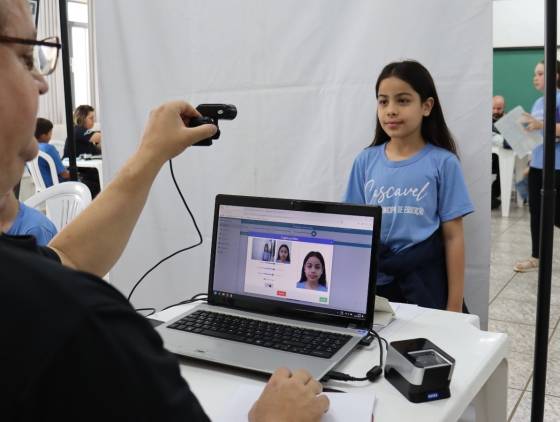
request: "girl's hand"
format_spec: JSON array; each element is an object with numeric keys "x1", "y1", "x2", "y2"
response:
[{"x1": 521, "y1": 113, "x2": 543, "y2": 131}]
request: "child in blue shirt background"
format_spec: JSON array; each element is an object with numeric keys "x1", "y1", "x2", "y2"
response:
[
  {"x1": 344, "y1": 60, "x2": 473, "y2": 312},
  {"x1": 1, "y1": 191, "x2": 57, "y2": 246},
  {"x1": 36, "y1": 118, "x2": 69, "y2": 187}
]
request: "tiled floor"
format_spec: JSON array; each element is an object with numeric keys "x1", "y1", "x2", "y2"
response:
[{"x1": 489, "y1": 204, "x2": 560, "y2": 421}]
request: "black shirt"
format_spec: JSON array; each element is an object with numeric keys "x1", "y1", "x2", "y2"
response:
[
  {"x1": 63, "y1": 126, "x2": 101, "y2": 158},
  {"x1": 0, "y1": 235, "x2": 209, "y2": 421}
]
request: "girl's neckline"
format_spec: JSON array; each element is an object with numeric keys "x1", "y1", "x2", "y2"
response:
[{"x1": 380, "y1": 142, "x2": 434, "y2": 168}]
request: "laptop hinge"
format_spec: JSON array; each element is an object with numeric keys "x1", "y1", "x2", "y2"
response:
[{"x1": 347, "y1": 323, "x2": 358, "y2": 329}]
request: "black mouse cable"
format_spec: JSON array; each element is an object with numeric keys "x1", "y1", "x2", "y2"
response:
[
  {"x1": 160, "y1": 293, "x2": 208, "y2": 312},
  {"x1": 135, "y1": 307, "x2": 157, "y2": 316},
  {"x1": 130, "y1": 159, "x2": 203, "y2": 303},
  {"x1": 323, "y1": 329, "x2": 387, "y2": 383}
]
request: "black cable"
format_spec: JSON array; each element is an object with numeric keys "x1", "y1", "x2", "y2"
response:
[
  {"x1": 135, "y1": 307, "x2": 156, "y2": 317},
  {"x1": 323, "y1": 329, "x2": 387, "y2": 383},
  {"x1": 370, "y1": 329, "x2": 385, "y2": 367},
  {"x1": 161, "y1": 294, "x2": 208, "y2": 312},
  {"x1": 127, "y1": 160, "x2": 203, "y2": 302}
]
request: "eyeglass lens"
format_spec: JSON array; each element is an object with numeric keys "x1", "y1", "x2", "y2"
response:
[{"x1": 33, "y1": 37, "x2": 59, "y2": 75}]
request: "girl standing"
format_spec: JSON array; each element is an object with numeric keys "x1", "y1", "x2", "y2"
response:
[
  {"x1": 513, "y1": 60, "x2": 560, "y2": 272},
  {"x1": 344, "y1": 60, "x2": 473, "y2": 312}
]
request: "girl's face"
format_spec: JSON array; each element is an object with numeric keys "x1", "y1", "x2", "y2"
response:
[
  {"x1": 304, "y1": 256, "x2": 323, "y2": 284},
  {"x1": 533, "y1": 63, "x2": 545, "y2": 92},
  {"x1": 278, "y1": 246, "x2": 289, "y2": 262},
  {"x1": 377, "y1": 77, "x2": 433, "y2": 142},
  {"x1": 84, "y1": 111, "x2": 95, "y2": 129}
]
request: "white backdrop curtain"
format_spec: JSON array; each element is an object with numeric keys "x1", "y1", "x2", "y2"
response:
[
  {"x1": 94, "y1": 0, "x2": 492, "y2": 326},
  {"x1": 37, "y1": 0, "x2": 65, "y2": 124}
]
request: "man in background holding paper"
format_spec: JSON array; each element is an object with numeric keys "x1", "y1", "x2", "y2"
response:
[{"x1": 491, "y1": 95, "x2": 507, "y2": 209}]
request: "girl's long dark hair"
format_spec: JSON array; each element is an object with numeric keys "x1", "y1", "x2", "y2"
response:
[
  {"x1": 299, "y1": 251, "x2": 327, "y2": 287},
  {"x1": 370, "y1": 60, "x2": 458, "y2": 155}
]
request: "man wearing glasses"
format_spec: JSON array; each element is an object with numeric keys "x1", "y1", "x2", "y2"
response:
[{"x1": 0, "y1": 1, "x2": 329, "y2": 421}]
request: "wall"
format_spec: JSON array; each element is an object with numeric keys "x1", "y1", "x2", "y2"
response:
[
  {"x1": 493, "y1": 48, "x2": 543, "y2": 111},
  {"x1": 493, "y1": 0, "x2": 552, "y2": 48},
  {"x1": 94, "y1": 0, "x2": 492, "y2": 326}
]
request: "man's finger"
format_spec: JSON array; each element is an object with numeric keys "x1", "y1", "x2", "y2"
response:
[
  {"x1": 166, "y1": 100, "x2": 202, "y2": 118},
  {"x1": 183, "y1": 124, "x2": 218, "y2": 145},
  {"x1": 291, "y1": 369, "x2": 313, "y2": 385},
  {"x1": 307, "y1": 379, "x2": 323, "y2": 395},
  {"x1": 315, "y1": 394, "x2": 330, "y2": 414},
  {"x1": 270, "y1": 367, "x2": 292, "y2": 381}
]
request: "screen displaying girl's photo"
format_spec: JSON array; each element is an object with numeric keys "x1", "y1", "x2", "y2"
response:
[
  {"x1": 244, "y1": 236, "x2": 333, "y2": 305},
  {"x1": 250, "y1": 238, "x2": 276, "y2": 262}
]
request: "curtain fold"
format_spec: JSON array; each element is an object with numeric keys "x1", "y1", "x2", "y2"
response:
[
  {"x1": 88, "y1": 0, "x2": 99, "y2": 113},
  {"x1": 37, "y1": 0, "x2": 66, "y2": 125}
]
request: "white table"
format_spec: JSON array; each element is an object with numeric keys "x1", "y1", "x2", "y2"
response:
[
  {"x1": 62, "y1": 157, "x2": 104, "y2": 190},
  {"x1": 492, "y1": 145, "x2": 528, "y2": 217},
  {"x1": 152, "y1": 304, "x2": 508, "y2": 421}
]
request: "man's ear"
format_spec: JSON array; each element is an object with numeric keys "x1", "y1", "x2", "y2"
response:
[{"x1": 422, "y1": 97, "x2": 434, "y2": 117}]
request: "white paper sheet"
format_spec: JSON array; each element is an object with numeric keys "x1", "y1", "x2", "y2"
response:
[
  {"x1": 214, "y1": 383, "x2": 375, "y2": 422},
  {"x1": 494, "y1": 106, "x2": 542, "y2": 158}
]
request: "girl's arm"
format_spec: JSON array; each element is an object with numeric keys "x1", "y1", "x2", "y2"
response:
[{"x1": 442, "y1": 217, "x2": 465, "y2": 312}]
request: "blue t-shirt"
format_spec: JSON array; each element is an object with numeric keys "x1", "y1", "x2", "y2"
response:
[
  {"x1": 6, "y1": 202, "x2": 58, "y2": 246},
  {"x1": 344, "y1": 143, "x2": 474, "y2": 252},
  {"x1": 296, "y1": 281, "x2": 328, "y2": 292},
  {"x1": 38, "y1": 142, "x2": 66, "y2": 187},
  {"x1": 529, "y1": 90, "x2": 560, "y2": 170}
]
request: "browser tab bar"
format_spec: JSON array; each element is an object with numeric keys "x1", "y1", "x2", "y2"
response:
[{"x1": 219, "y1": 205, "x2": 373, "y2": 231}]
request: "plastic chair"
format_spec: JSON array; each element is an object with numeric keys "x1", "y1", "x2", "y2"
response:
[
  {"x1": 24, "y1": 182, "x2": 92, "y2": 231},
  {"x1": 27, "y1": 150, "x2": 60, "y2": 193}
]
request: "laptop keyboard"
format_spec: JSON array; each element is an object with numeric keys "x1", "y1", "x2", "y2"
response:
[{"x1": 167, "y1": 310, "x2": 352, "y2": 359}]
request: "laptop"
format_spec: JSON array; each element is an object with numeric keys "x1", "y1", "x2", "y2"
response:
[{"x1": 156, "y1": 194, "x2": 381, "y2": 379}]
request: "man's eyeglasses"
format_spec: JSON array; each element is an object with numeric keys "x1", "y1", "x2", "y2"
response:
[{"x1": 0, "y1": 35, "x2": 61, "y2": 76}]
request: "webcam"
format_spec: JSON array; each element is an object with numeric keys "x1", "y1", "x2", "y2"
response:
[{"x1": 188, "y1": 104, "x2": 237, "y2": 146}]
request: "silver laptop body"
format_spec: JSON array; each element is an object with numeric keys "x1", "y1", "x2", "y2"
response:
[{"x1": 157, "y1": 195, "x2": 381, "y2": 380}]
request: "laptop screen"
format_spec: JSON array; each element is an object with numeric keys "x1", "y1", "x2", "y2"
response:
[{"x1": 209, "y1": 198, "x2": 378, "y2": 325}]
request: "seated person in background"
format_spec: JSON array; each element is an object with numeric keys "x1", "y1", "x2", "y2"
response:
[
  {"x1": 0, "y1": 191, "x2": 57, "y2": 246},
  {"x1": 296, "y1": 251, "x2": 328, "y2": 292},
  {"x1": 36, "y1": 117, "x2": 69, "y2": 187},
  {"x1": 63, "y1": 105, "x2": 102, "y2": 158},
  {"x1": 491, "y1": 95, "x2": 506, "y2": 210},
  {"x1": 64, "y1": 105, "x2": 102, "y2": 197}
]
